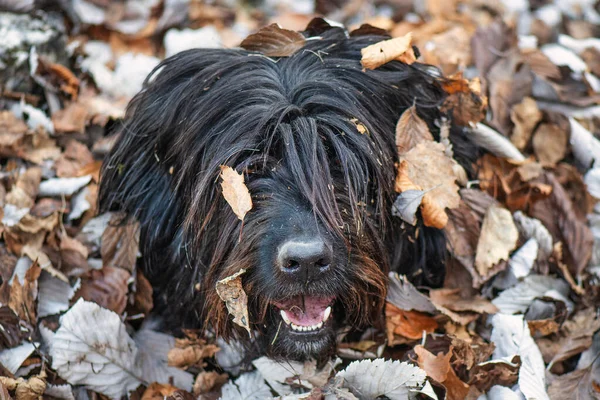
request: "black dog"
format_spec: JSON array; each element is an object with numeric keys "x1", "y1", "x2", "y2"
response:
[{"x1": 99, "y1": 27, "x2": 475, "y2": 361}]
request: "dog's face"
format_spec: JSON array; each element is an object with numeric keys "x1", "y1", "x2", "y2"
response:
[{"x1": 99, "y1": 31, "x2": 450, "y2": 361}]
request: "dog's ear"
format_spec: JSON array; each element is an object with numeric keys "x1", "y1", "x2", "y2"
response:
[{"x1": 390, "y1": 220, "x2": 446, "y2": 287}]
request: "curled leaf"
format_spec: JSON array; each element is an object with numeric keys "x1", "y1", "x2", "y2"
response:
[
  {"x1": 240, "y1": 24, "x2": 306, "y2": 57},
  {"x1": 215, "y1": 269, "x2": 251, "y2": 336},
  {"x1": 361, "y1": 32, "x2": 416, "y2": 70}
]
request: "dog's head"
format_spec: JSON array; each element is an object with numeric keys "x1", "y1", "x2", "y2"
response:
[{"x1": 99, "y1": 29, "x2": 452, "y2": 361}]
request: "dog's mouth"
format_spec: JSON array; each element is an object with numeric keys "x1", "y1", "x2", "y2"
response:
[{"x1": 272, "y1": 295, "x2": 335, "y2": 334}]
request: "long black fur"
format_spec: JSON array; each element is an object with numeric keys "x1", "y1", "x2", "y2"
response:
[{"x1": 99, "y1": 28, "x2": 477, "y2": 361}]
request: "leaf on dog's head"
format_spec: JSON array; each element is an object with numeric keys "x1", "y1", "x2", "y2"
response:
[
  {"x1": 361, "y1": 32, "x2": 416, "y2": 70},
  {"x1": 395, "y1": 105, "x2": 434, "y2": 156},
  {"x1": 220, "y1": 166, "x2": 253, "y2": 221},
  {"x1": 215, "y1": 269, "x2": 251, "y2": 336},
  {"x1": 240, "y1": 24, "x2": 306, "y2": 57}
]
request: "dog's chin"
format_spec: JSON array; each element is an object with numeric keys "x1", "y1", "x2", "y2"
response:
[{"x1": 264, "y1": 295, "x2": 338, "y2": 361}]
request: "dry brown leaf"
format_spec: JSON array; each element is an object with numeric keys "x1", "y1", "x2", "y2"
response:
[
  {"x1": 385, "y1": 302, "x2": 438, "y2": 341},
  {"x1": 0, "y1": 111, "x2": 28, "y2": 159},
  {"x1": 141, "y1": 383, "x2": 194, "y2": 400},
  {"x1": 440, "y1": 75, "x2": 487, "y2": 126},
  {"x1": 51, "y1": 102, "x2": 88, "y2": 134},
  {"x1": 488, "y1": 55, "x2": 533, "y2": 136},
  {"x1": 215, "y1": 268, "x2": 251, "y2": 336},
  {"x1": 429, "y1": 288, "x2": 498, "y2": 314},
  {"x1": 414, "y1": 345, "x2": 470, "y2": 400},
  {"x1": 101, "y1": 215, "x2": 140, "y2": 272},
  {"x1": 510, "y1": 97, "x2": 542, "y2": 150},
  {"x1": 547, "y1": 366, "x2": 600, "y2": 400},
  {"x1": 469, "y1": 356, "x2": 520, "y2": 393},
  {"x1": 240, "y1": 24, "x2": 306, "y2": 57},
  {"x1": 401, "y1": 142, "x2": 460, "y2": 228},
  {"x1": 470, "y1": 21, "x2": 516, "y2": 81},
  {"x1": 193, "y1": 371, "x2": 229, "y2": 396},
  {"x1": 395, "y1": 105, "x2": 434, "y2": 156},
  {"x1": 220, "y1": 166, "x2": 253, "y2": 221},
  {"x1": 532, "y1": 123, "x2": 569, "y2": 167},
  {"x1": 360, "y1": 32, "x2": 416, "y2": 70},
  {"x1": 0, "y1": 373, "x2": 46, "y2": 400},
  {"x1": 9, "y1": 261, "x2": 41, "y2": 323},
  {"x1": 132, "y1": 269, "x2": 154, "y2": 316},
  {"x1": 54, "y1": 140, "x2": 94, "y2": 178},
  {"x1": 474, "y1": 206, "x2": 518, "y2": 277},
  {"x1": 422, "y1": 26, "x2": 472, "y2": 75},
  {"x1": 168, "y1": 338, "x2": 220, "y2": 369},
  {"x1": 73, "y1": 266, "x2": 131, "y2": 314},
  {"x1": 581, "y1": 47, "x2": 600, "y2": 76},
  {"x1": 421, "y1": 194, "x2": 449, "y2": 229},
  {"x1": 6, "y1": 167, "x2": 42, "y2": 209}
]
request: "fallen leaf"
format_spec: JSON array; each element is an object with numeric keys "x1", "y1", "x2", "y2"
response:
[
  {"x1": 440, "y1": 75, "x2": 487, "y2": 125},
  {"x1": 474, "y1": 206, "x2": 519, "y2": 277},
  {"x1": 414, "y1": 345, "x2": 470, "y2": 400},
  {"x1": 392, "y1": 190, "x2": 426, "y2": 226},
  {"x1": 51, "y1": 102, "x2": 88, "y2": 134},
  {"x1": 429, "y1": 289, "x2": 497, "y2": 314},
  {"x1": 220, "y1": 166, "x2": 253, "y2": 221},
  {"x1": 240, "y1": 24, "x2": 306, "y2": 57},
  {"x1": 422, "y1": 26, "x2": 472, "y2": 75},
  {"x1": 101, "y1": 214, "x2": 140, "y2": 272},
  {"x1": 37, "y1": 271, "x2": 79, "y2": 317},
  {"x1": 401, "y1": 142, "x2": 460, "y2": 228},
  {"x1": 0, "y1": 373, "x2": 46, "y2": 400},
  {"x1": 487, "y1": 55, "x2": 534, "y2": 136},
  {"x1": 547, "y1": 366, "x2": 600, "y2": 400},
  {"x1": 74, "y1": 266, "x2": 131, "y2": 314},
  {"x1": 141, "y1": 383, "x2": 180, "y2": 400},
  {"x1": 532, "y1": 123, "x2": 569, "y2": 167},
  {"x1": 9, "y1": 260, "x2": 40, "y2": 323},
  {"x1": 215, "y1": 268, "x2": 251, "y2": 336},
  {"x1": 337, "y1": 359, "x2": 428, "y2": 399},
  {"x1": 395, "y1": 105, "x2": 434, "y2": 156},
  {"x1": 38, "y1": 175, "x2": 92, "y2": 197},
  {"x1": 54, "y1": 140, "x2": 94, "y2": 178},
  {"x1": 510, "y1": 97, "x2": 542, "y2": 150},
  {"x1": 530, "y1": 173, "x2": 593, "y2": 277},
  {"x1": 386, "y1": 273, "x2": 437, "y2": 314},
  {"x1": 471, "y1": 123, "x2": 525, "y2": 162},
  {"x1": 360, "y1": 32, "x2": 416, "y2": 70},
  {"x1": 193, "y1": 371, "x2": 228, "y2": 397},
  {"x1": 490, "y1": 314, "x2": 549, "y2": 400},
  {"x1": 220, "y1": 371, "x2": 271, "y2": 400},
  {"x1": 386, "y1": 302, "x2": 438, "y2": 341},
  {"x1": 168, "y1": 336, "x2": 219, "y2": 369},
  {"x1": 0, "y1": 341, "x2": 36, "y2": 375},
  {"x1": 47, "y1": 299, "x2": 143, "y2": 398},
  {"x1": 492, "y1": 275, "x2": 570, "y2": 316},
  {"x1": 0, "y1": 306, "x2": 26, "y2": 350},
  {"x1": 470, "y1": 21, "x2": 516, "y2": 80}
]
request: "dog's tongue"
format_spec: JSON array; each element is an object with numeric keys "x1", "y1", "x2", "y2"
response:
[{"x1": 275, "y1": 296, "x2": 333, "y2": 326}]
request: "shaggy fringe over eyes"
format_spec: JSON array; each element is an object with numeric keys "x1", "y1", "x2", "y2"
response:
[{"x1": 99, "y1": 29, "x2": 471, "y2": 343}]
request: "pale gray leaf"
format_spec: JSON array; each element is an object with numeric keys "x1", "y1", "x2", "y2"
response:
[
  {"x1": 48, "y1": 299, "x2": 143, "y2": 399},
  {"x1": 386, "y1": 273, "x2": 437, "y2": 313},
  {"x1": 0, "y1": 342, "x2": 35, "y2": 374},
  {"x1": 471, "y1": 123, "x2": 526, "y2": 161},
  {"x1": 39, "y1": 175, "x2": 92, "y2": 197},
  {"x1": 491, "y1": 314, "x2": 549, "y2": 400},
  {"x1": 37, "y1": 271, "x2": 80, "y2": 317},
  {"x1": 492, "y1": 275, "x2": 571, "y2": 315},
  {"x1": 392, "y1": 190, "x2": 426, "y2": 226},
  {"x1": 337, "y1": 359, "x2": 427, "y2": 400},
  {"x1": 220, "y1": 371, "x2": 272, "y2": 400}
]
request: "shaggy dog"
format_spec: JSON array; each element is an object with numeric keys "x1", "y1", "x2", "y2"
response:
[{"x1": 99, "y1": 26, "x2": 475, "y2": 361}]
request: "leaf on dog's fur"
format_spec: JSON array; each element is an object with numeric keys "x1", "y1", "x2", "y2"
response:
[
  {"x1": 414, "y1": 345, "x2": 470, "y2": 400},
  {"x1": 337, "y1": 358, "x2": 428, "y2": 399},
  {"x1": 395, "y1": 105, "x2": 434, "y2": 156},
  {"x1": 240, "y1": 24, "x2": 306, "y2": 57},
  {"x1": 400, "y1": 142, "x2": 460, "y2": 228},
  {"x1": 474, "y1": 206, "x2": 519, "y2": 277},
  {"x1": 220, "y1": 166, "x2": 253, "y2": 222},
  {"x1": 361, "y1": 32, "x2": 416, "y2": 70},
  {"x1": 215, "y1": 268, "x2": 251, "y2": 336}
]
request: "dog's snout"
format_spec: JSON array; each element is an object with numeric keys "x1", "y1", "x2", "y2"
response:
[{"x1": 278, "y1": 240, "x2": 332, "y2": 277}]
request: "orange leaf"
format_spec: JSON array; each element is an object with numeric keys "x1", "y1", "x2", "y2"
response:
[{"x1": 385, "y1": 302, "x2": 437, "y2": 341}]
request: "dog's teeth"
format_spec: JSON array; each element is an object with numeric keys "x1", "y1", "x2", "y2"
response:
[
  {"x1": 316, "y1": 321, "x2": 323, "y2": 329},
  {"x1": 323, "y1": 306, "x2": 331, "y2": 322},
  {"x1": 280, "y1": 310, "x2": 291, "y2": 325}
]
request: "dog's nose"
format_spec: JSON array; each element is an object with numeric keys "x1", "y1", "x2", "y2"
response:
[{"x1": 278, "y1": 240, "x2": 332, "y2": 278}]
